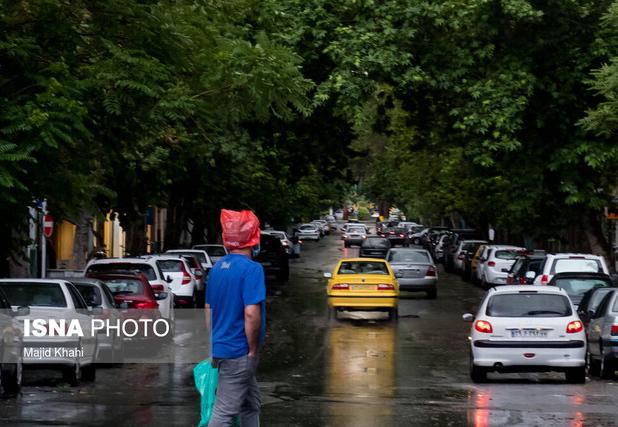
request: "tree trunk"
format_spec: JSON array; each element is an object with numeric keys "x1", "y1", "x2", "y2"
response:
[
  {"x1": 72, "y1": 211, "x2": 93, "y2": 269},
  {"x1": 583, "y1": 213, "x2": 610, "y2": 265}
]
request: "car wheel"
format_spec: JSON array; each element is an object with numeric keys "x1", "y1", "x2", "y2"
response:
[
  {"x1": 565, "y1": 367, "x2": 586, "y2": 384},
  {"x1": 413, "y1": 238, "x2": 421, "y2": 245},
  {"x1": 1, "y1": 361, "x2": 22, "y2": 395},
  {"x1": 63, "y1": 363, "x2": 81, "y2": 386},
  {"x1": 600, "y1": 353, "x2": 614, "y2": 379},
  {"x1": 427, "y1": 289, "x2": 437, "y2": 299},
  {"x1": 470, "y1": 359, "x2": 487, "y2": 383},
  {"x1": 81, "y1": 364, "x2": 96, "y2": 382}
]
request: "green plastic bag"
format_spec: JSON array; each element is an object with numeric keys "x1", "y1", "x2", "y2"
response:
[{"x1": 194, "y1": 359, "x2": 240, "y2": 427}]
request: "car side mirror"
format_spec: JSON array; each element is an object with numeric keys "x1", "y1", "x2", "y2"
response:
[
  {"x1": 525, "y1": 271, "x2": 536, "y2": 281},
  {"x1": 462, "y1": 313, "x2": 474, "y2": 322},
  {"x1": 156, "y1": 292, "x2": 168, "y2": 301},
  {"x1": 166, "y1": 275, "x2": 173, "y2": 283},
  {"x1": 323, "y1": 272, "x2": 332, "y2": 278},
  {"x1": 13, "y1": 306, "x2": 30, "y2": 316}
]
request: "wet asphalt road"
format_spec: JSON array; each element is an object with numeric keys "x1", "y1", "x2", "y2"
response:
[{"x1": 2, "y1": 231, "x2": 618, "y2": 426}]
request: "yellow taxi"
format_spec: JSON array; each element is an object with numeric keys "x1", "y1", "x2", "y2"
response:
[
  {"x1": 325, "y1": 258, "x2": 399, "y2": 320},
  {"x1": 470, "y1": 244, "x2": 487, "y2": 282}
]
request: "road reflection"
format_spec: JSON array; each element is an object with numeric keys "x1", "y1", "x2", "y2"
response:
[{"x1": 324, "y1": 320, "x2": 396, "y2": 427}]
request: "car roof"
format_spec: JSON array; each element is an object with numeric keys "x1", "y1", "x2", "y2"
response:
[
  {"x1": 0, "y1": 279, "x2": 70, "y2": 285},
  {"x1": 338, "y1": 257, "x2": 388, "y2": 263},
  {"x1": 88, "y1": 257, "x2": 153, "y2": 264},
  {"x1": 488, "y1": 285, "x2": 568, "y2": 295},
  {"x1": 166, "y1": 249, "x2": 207, "y2": 253},
  {"x1": 548, "y1": 253, "x2": 603, "y2": 259},
  {"x1": 486, "y1": 245, "x2": 525, "y2": 250}
]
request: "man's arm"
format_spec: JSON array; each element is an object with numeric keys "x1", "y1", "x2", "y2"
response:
[{"x1": 244, "y1": 304, "x2": 261, "y2": 358}]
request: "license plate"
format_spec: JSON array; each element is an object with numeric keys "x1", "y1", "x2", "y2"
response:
[
  {"x1": 510, "y1": 329, "x2": 547, "y2": 338},
  {"x1": 351, "y1": 284, "x2": 373, "y2": 290}
]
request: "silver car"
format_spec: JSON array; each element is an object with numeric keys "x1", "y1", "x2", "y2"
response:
[
  {"x1": 386, "y1": 248, "x2": 438, "y2": 299},
  {"x1": 587, "y1": 289, "x2": 618, "y2": 378},
  {"x1": 297, "y1": 224, "x2": 321, "y2": 241}
]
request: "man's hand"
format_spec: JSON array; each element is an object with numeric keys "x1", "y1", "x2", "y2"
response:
[{"x1": 244, "y1": 304, "x2": 261, "y2": 358}]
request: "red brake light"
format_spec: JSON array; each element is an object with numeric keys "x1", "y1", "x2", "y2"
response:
[
  {"x1": 475, "y1": 320, "x2": 493, "y2": 333},
  {"x1": 332, "y1": 283, "x2": 350, "y2": 290},
  {"x1": 566, "y1": 320, "x2": 583, "y2": 334},
  {"x1": 519, "y1": 277, "x2": 527, "y2": 284},
  {"x1": 134, "y1": 301, "x2": 159, "y2": 309},
  {"x1": 611, "y1": 325, "x2": 618, "y2": 336},
  {"x1": 425, "y1": 266, "x2": 436, "y2": 277},
  {"x1": 180, "y1": 262, "x2": 192, "y2": 285},
  {"x1": 377, "y1": 283, "x2": 394, "y2": 290},
  {"x1": 487, "y1": 261, "x2": 496, "y2": 267},
  {"x1": 541, "y1": 274, "x2": 549, "y2": 284}
]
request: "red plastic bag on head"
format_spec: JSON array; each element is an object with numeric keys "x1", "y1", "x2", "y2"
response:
[{"x1": 220, "y1": 209, "x2": 261, "y2": 249}]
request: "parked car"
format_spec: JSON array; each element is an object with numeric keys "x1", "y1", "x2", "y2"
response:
[
  {"x1": 577, "y1": 287, "x2": 616, "y2": 327},
  {"x1": 0, "y1": 279, "x2": 98, "y2": 385},
  {"x1": 297, "y1": 224, "x2": 321, "y2": 241},
  {"x1": 165, "y1": 249, "x2": 213, "y2": 275},
  {"x1": 0, "y1": 287, "x2": 25, "y2": 394},
  {"x1": 533, "y1": 253, "x2": 609, "y2": 285},
  {"x1": 461, "y1": 241, "x2": 487, "y2": 282},
  {"x1": 548, "y1": 272, "x2": 612, "y2": 309},
  {"x1": 387, "y1": 248, "x2": 437, "y2": 298},
  {"x1": 341, "y1": 222, "x2": 369, "y2": 235},
  {"x1": 476, "y1": 245, "x2": 526, "y2": 289},
  {"x1": 255, "y1": 233, "x2": 289, "y2": 283},
  {"x1": 505, "y1": 252, "x2": 546, "y2": 285},
  {"x1": 164, "y1": 251, "x2": 209, "y2": 292},
  {"x1": 359, "y1": 236, "x2": 391, "y2": 258},
  {"x1": 453, "y1": 240, "x2": 489, "y2": 273},
  {"x1": 463, "y1": 286, "x2": 586, "y2": 384},
  {"x1": 191, "y1": 244, "x2": 228, "y2": 264},
  {"x1": 325, "y1": 258, "x2": 399, "y2": 320},
  {"x1": 70, "y1": 278, "x2": 125, "y2": 362},
  {"x1": 587, "y1": 289, "x2": 618, "y2": 378},
  {"x1": 343, "y1": 225, "x2": 368, "y2": 247},
  {"x1": 262, "y1": 230, "x2": 293, "y2": 254},
  {"x1": 311, "y1": 220, "x2": 329, "y2": 236},
  {"x1": 383, "y1": 226, "x2": 408, "y2": 247},
  {"x1": 84, "y1": 258, "x2": 174, "y2": 321},
  {"x1": 149, "y1": 255, "x2": 198, "y2": 307}
]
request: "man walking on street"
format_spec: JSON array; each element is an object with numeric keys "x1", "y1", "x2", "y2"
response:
[{"x1": 207, "y1": 209, "x2": 266, "y2": 427}]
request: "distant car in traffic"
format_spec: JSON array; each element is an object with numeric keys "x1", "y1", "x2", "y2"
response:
[
  {"x1": 476, "y1": 245, "x2": 525, "y2": 289},
  {"x1": 297, "y1": 224, "x2": 321, "y2": 241},
  {"x1": 533, "y1": 253, "x2": 609, "y2": 285},
  {"x1": 262, "y1": 230, "x2": 293, "y2": 254},
  {"x1": 325, "y1": 258, "x2": 399, "y2": 320},
  {"x1": 548, "y1": 272, "x2": 612, "y2": 309},
  {"x1": 464, "y1": 286, "x2": 586, "y2": 384},
  {"x1": 191, "y1": 244, "x2": 228, "y2": 264},
  {"x1": 255, "y1": 233, "x2": 289, "y2": 283},
  {"x1": 359, "y1": 236, "x2": 391, "y2": 258},
  {"x1": 505, "y1": 251, "x2": 546, "y2": 285},
  {"x1": 586, "y1": 289, "x2": 618, "y2": 378},
  {"x1": 577, "y1": 287, "x2": 616, "y2": 327},
  {"x1": 387, "y1": 248, "x2": 438, "y2": 298},
  {"x1": 343, "y1": 225, "x2": 368, "y2": 247}
]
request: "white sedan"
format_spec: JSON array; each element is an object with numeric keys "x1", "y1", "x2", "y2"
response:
[
  {"x1": 297, "y1": 224, "x2": 320, "y2": 241},
  {"x1": 463, "y1": 286, "x2": 586, "y2": 383}
]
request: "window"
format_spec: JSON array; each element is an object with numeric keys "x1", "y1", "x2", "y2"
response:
[
  {"x1": 87, "y1": 263, "x2": 157, "y2": 281},
  {"x1": 75, "y1": 284, "x2": 102, "y2": 307},
  {"x1": 338, "y1": 262, "x2": 389, "y2": 275},
  {"x1": 595, "y1": 292, "x2": 614, "y2": 318},
  {"x1": 495, "y1": 250, "x2": 520, "y2": 260},
  {"x1": 171, "y1": 252, "x2": 207, "y2": 264},
  {"x1": 553, "y1": 278, "x2": 610, "y2": 299},
  {"x1": 552, "y1": 258, "x2": 602, "y2": 274},
  {"x1": 157, "y1": 260, "x2": 183, "y2": 272},
  {"x1": 486, "y1": 293, "x2": 572, "y2": 317},
  {"x1": 0, "y1": 283, "x2": 67, "y2": 307},
  {"x1": 388, "y1": 251, "x2": 430, "y2": 263},
  {"x1": 204, "y1": 246, "x2": 227, "y2": 257},
  {"x1": 66, "y1": 283, "x2": 88, "y2": 309},
  {"x1": 362, "y1": 238, "x2": 390, "y2": 248},
  {"x1": 104, "y1": 279, "x2": 145, "y2": 296}
]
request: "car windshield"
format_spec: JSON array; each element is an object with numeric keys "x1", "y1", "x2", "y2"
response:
[
  {"x1": 552, "y1": 258, "x2": 602, "y2": 274},
  {"x1": 553, "y1": 278, "x2": 610, "y2": 298},
  {"x1": 75, "y1": 284, "x2": 102, "y2": 306},
  {"x1": 486, "y1": 293, "x2": 572, "y2": 317},
  {"x1": 0, "y1": 282, "x2": 67, "y2": 307},
  {"x1": 105, "y1": 279, "x2": 145, "y2": 295},
  {"x1": 388, "y1": 251, "x2": 430, "y2": 263},
  {"x1": 300, "y1": 225, "x2": 316, "y2": 231},
  {"x1": 362, "y1": 238, "x2": 389, "y2": 248},
  {"x1": 87, "y1": 263, "x2": 157, "y2": 281},
  {"x1": 495, "y1": 250, "x2": 521, "y2": 260},
  {"x1": 169, "y1": 251, "x2": 207, "y2": 264},
  {"x1": 338, "y1": 261, "x2": 389, "y2": 275},
  {"x1": 348, "y1": 227, "x2": 365, "y2": 233},
  {"x1": 157, "y1": 259, "x2": 183, "y2": 272}
]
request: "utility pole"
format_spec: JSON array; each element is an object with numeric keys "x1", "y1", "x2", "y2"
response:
[{"x1": 40, "y1": 200, "x2": 47, "y2": 278}]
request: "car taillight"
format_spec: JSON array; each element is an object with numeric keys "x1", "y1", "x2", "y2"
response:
[
  {"x1": 151, "y1": 284, "x2": 165, "y2": 293},
  {"x1": 541, "y1": 274, "x2": 549, "y2": 284},
  {"x1": 475, "y1": 320, "x2": 493, "y2": 333},
  {"x1": 566, "y1": 320, "x2": 583, "y2": 333},
  {"x1": 134, "y1": 301, "x2": 159, "y2": 309},
  {"x1": 181, "y1": 263, "x2": 192, "y2": 285},
  {"x1": 425, "y1": 266, "x2": 436, "y2": 277},
  {"x1": 611, "y1": 325, "x2": 618, "y2": 336},
  {"x1": 399, "y1": 234, "x2": 404, "y2": 237},
  {"x1": 518, "y1": 277, "x2": 527, "y2": 284},
  {"x1": 377, "y1": 283, "x2": 394, "y2": 290},
  {"x1": 487, "y1": 261, "x2": 496, "y2": 267},
  {"x1": 332, "y1": 283, "x2": 350, "y2": 290}
]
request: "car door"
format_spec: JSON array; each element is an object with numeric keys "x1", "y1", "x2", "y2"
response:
[{"x1": 588, "y1": 291, "x2": 614, "y2": 357}]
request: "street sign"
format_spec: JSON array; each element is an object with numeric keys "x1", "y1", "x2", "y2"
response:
[{"x1": 43, "y1": 215, "x2": 54, "y2": 238}]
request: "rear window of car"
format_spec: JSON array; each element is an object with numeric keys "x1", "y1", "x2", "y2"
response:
[
  {"x1": 388, "y1": 251, "x2": 430, "y2": 263},
  {"x1": 0, "y1": 283, "x2": 67, "y2": 307},
  {"x1": 552, "y1": 258, "x2": 602, "y2": 274},
  {"x1": 338, "y1": 262, "x2": 389, "y2": 275},
  {"x1": 105, "y1": 279, "x2": 145, "y2": 295},
  {"x1": 553, "y1": 278, "x2": 610, "y2": 298},
  {"x1": 300, "y1": 225, "x2": 316, "y2": 231},
  {"x1": 362, "y1": 238, "x2": 390, "y2": 248},
  {"x1": 87, "y1": 263, "x2": 157, "y2": 281},
  {"x1": 486, "y1": 293, "x2": 572, "y2": 317},
  {"x1": 204, "y1": 246, "x2": 227, "y2": 257},
  {"x1": 157, "y1": 260, "x2": 183, "y2": 272},
  {"x1": 348, "y1": 227, "x2": 365, "y2": 233},
  {"x1": 495, "y1": 250, "x2": 520, "y2": 260},
  {"x1": 170, "y1": 252, "x2": 207, "y2": 264}
]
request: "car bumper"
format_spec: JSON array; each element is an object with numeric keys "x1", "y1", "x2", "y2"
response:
[
  {"x1": 328, "y1": 296, "x2": 398, "y2": 309},
  {"x1": 486, "y1": 271, "x2": 508, "y2": 285},
  {"x1": 345, "y1": 238, "x2": 365, "y2": 245},
  {"x1": 299, "y1": 234, "x2": 320, "y2": 240},
  {"x1": 359, "y1": 250, "x2": 388, "y2": 258},
  {"x1": 397, "y1": 278, "x2": 437, "y2": 291},
  {"x1": 472, "y1": 340, "x2": 586, "y2": 369}
]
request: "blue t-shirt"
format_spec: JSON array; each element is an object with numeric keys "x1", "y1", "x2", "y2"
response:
[{"x1": 206, "y1": 254, "x2": 266, "y2": 358}]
